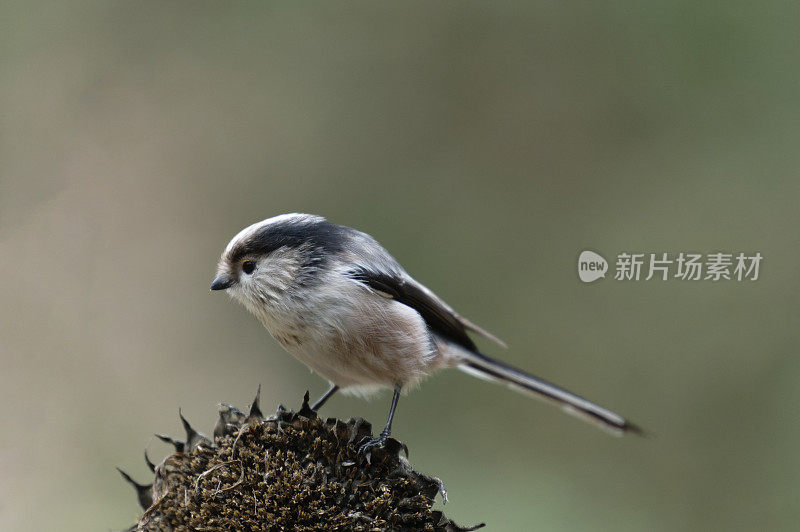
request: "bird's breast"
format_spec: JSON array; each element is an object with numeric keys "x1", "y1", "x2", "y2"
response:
[{"x1": 249, "y1": 280, "x2": 441, "y2": 389}]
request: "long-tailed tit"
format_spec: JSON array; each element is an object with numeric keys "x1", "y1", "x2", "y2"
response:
[{"x1": 211, "y1": 213, "x2": 641, "y2": 452}]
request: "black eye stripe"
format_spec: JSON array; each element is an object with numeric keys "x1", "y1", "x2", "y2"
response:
[
  {"x1": 227, "y1": 219, "x2": 350, "y2": 266},
  {"x1": 242, "y1": 260, "x2": 256, "y2": 274}
]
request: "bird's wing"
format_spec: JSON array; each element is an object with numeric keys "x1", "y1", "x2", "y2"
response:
[{"x1": 347, "y1": 266, "x2": 506, "y2": 352}]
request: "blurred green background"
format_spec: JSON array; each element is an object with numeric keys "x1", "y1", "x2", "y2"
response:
[{"x1": 1, "y1": 2, "x2": 799, "y2": 531}]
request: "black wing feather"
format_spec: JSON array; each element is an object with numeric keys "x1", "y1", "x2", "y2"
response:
[{"x1": 348, "y1": 268, "x2": 477, "y2": 352}]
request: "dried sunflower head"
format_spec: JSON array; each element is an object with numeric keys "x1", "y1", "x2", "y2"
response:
[{"x1": 118, "y1": 389, "x2": 483, "y2": 532}]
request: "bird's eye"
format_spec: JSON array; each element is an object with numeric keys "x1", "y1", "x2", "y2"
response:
[{"x1": 242, "y1": 260, "x2": 256, "y2": 274}]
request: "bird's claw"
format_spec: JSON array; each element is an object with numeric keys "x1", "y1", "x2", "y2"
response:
[{"x1": 357, "y1": 430, "x2": 390, "y2": 455}]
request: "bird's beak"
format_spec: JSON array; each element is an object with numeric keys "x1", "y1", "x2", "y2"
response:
[{"x1": 210, "y1": 275, "x2": 235, "y2": 291}]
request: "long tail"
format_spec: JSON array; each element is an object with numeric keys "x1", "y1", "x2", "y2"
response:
[{"x1": 458, "y1": 351, "x2": 643, "y2": 435}]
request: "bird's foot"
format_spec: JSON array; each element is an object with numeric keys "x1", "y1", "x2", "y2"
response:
[{"x1": 357, "y1": 429, "x2": 391, "y2": 455}]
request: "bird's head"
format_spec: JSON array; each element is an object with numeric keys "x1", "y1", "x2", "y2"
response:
[{"x1": 211, "y1": 213, "x2": 345, "y2": 311}]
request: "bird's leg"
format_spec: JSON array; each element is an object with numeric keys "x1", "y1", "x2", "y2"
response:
[
  {"x1": 358, "y1": 385, "x2": 401, "y2": 454},
  {"x1": 311, "y1": 384, "x2": 339, "y2": 411}
]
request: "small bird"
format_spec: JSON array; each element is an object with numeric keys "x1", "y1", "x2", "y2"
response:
[{"x1": 211, "y1": 213, "x2": 641, "y2": 452}]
